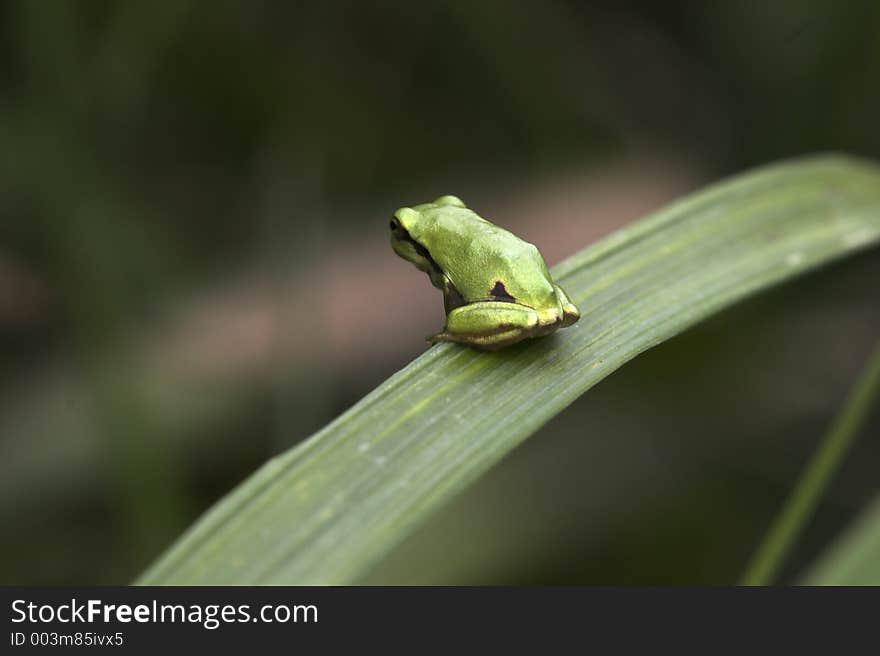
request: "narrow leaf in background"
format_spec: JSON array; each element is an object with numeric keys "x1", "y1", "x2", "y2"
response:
[
  {"x1": 804, "y1": 495, "x2": 880, "y2": 585},
  {"x1": 740, "y1": 341, "x2": 880, "y2": 585}
]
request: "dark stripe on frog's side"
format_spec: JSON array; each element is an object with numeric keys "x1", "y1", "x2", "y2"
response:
[
  {"x1": 489, "y1": 280, "x2": 517, "y2": 303},
  {"x1": 392, "y1": 221, "x2": 445, "y2": 282},
  {"x1": 392, "y1": 220, "x2": 468, "y2": 311}
]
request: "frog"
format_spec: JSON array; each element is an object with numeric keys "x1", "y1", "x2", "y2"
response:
[{"x1": 389, "y1": 195, "x2": 580, "y2": 350}]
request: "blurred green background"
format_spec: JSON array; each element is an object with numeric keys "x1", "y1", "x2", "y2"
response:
[{"x1": 1, "y1": 0, "x2": 878, "y2": 584}]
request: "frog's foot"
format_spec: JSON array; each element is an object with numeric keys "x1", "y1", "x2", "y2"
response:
[
  {"x1": 554, "y1": 285, "x2": 580, "y2": 327},
  {"x1": 428, "y1": 301, "x2": 540, "y2": 351}
]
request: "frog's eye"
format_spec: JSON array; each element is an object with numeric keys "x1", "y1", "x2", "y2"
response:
[{"x1": 389, "y1": 217, "x2": 402, "y2": 233}]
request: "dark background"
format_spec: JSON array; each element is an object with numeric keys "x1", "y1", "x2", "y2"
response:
[{"x1": 1, "y1": 0, "x2": 878, "y2": 584}]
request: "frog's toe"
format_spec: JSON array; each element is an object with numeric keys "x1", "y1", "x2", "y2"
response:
[
  {"x1": 561, "y1": 302, "x2": 580, "y2": 327},
  {"x1": 553, "y1": 284, "x2": 580, "y2": 327}
]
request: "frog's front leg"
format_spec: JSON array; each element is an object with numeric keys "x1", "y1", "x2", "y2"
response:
[{"x1": 428, "y1": 301, "x2": 540, "y2": 350}]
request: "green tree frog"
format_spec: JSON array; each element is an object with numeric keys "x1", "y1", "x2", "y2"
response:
[{"x1": 390, "y1": 195, "x2": 580, "y2": 350}]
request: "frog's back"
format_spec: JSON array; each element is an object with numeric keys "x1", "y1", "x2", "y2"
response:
[{"x1": 419, "y1": 205, "x2": 556, "y2": 304}]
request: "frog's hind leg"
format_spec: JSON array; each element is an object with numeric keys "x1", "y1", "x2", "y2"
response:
[{"x1": 428, "y1": 301, "x2": 539, "y2": 351}]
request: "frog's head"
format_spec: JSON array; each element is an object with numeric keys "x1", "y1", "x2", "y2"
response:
[{"x1": 389, "y1": 195, "x2": 466, "y2": 274}]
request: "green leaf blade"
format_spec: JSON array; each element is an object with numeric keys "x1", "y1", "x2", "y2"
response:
[
  {"x1": 803, "y1": 496, "x2": 880, "y2": 585},
  {"x1": 138, "y1": 154, "x2": 880, "y2": 585}
]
